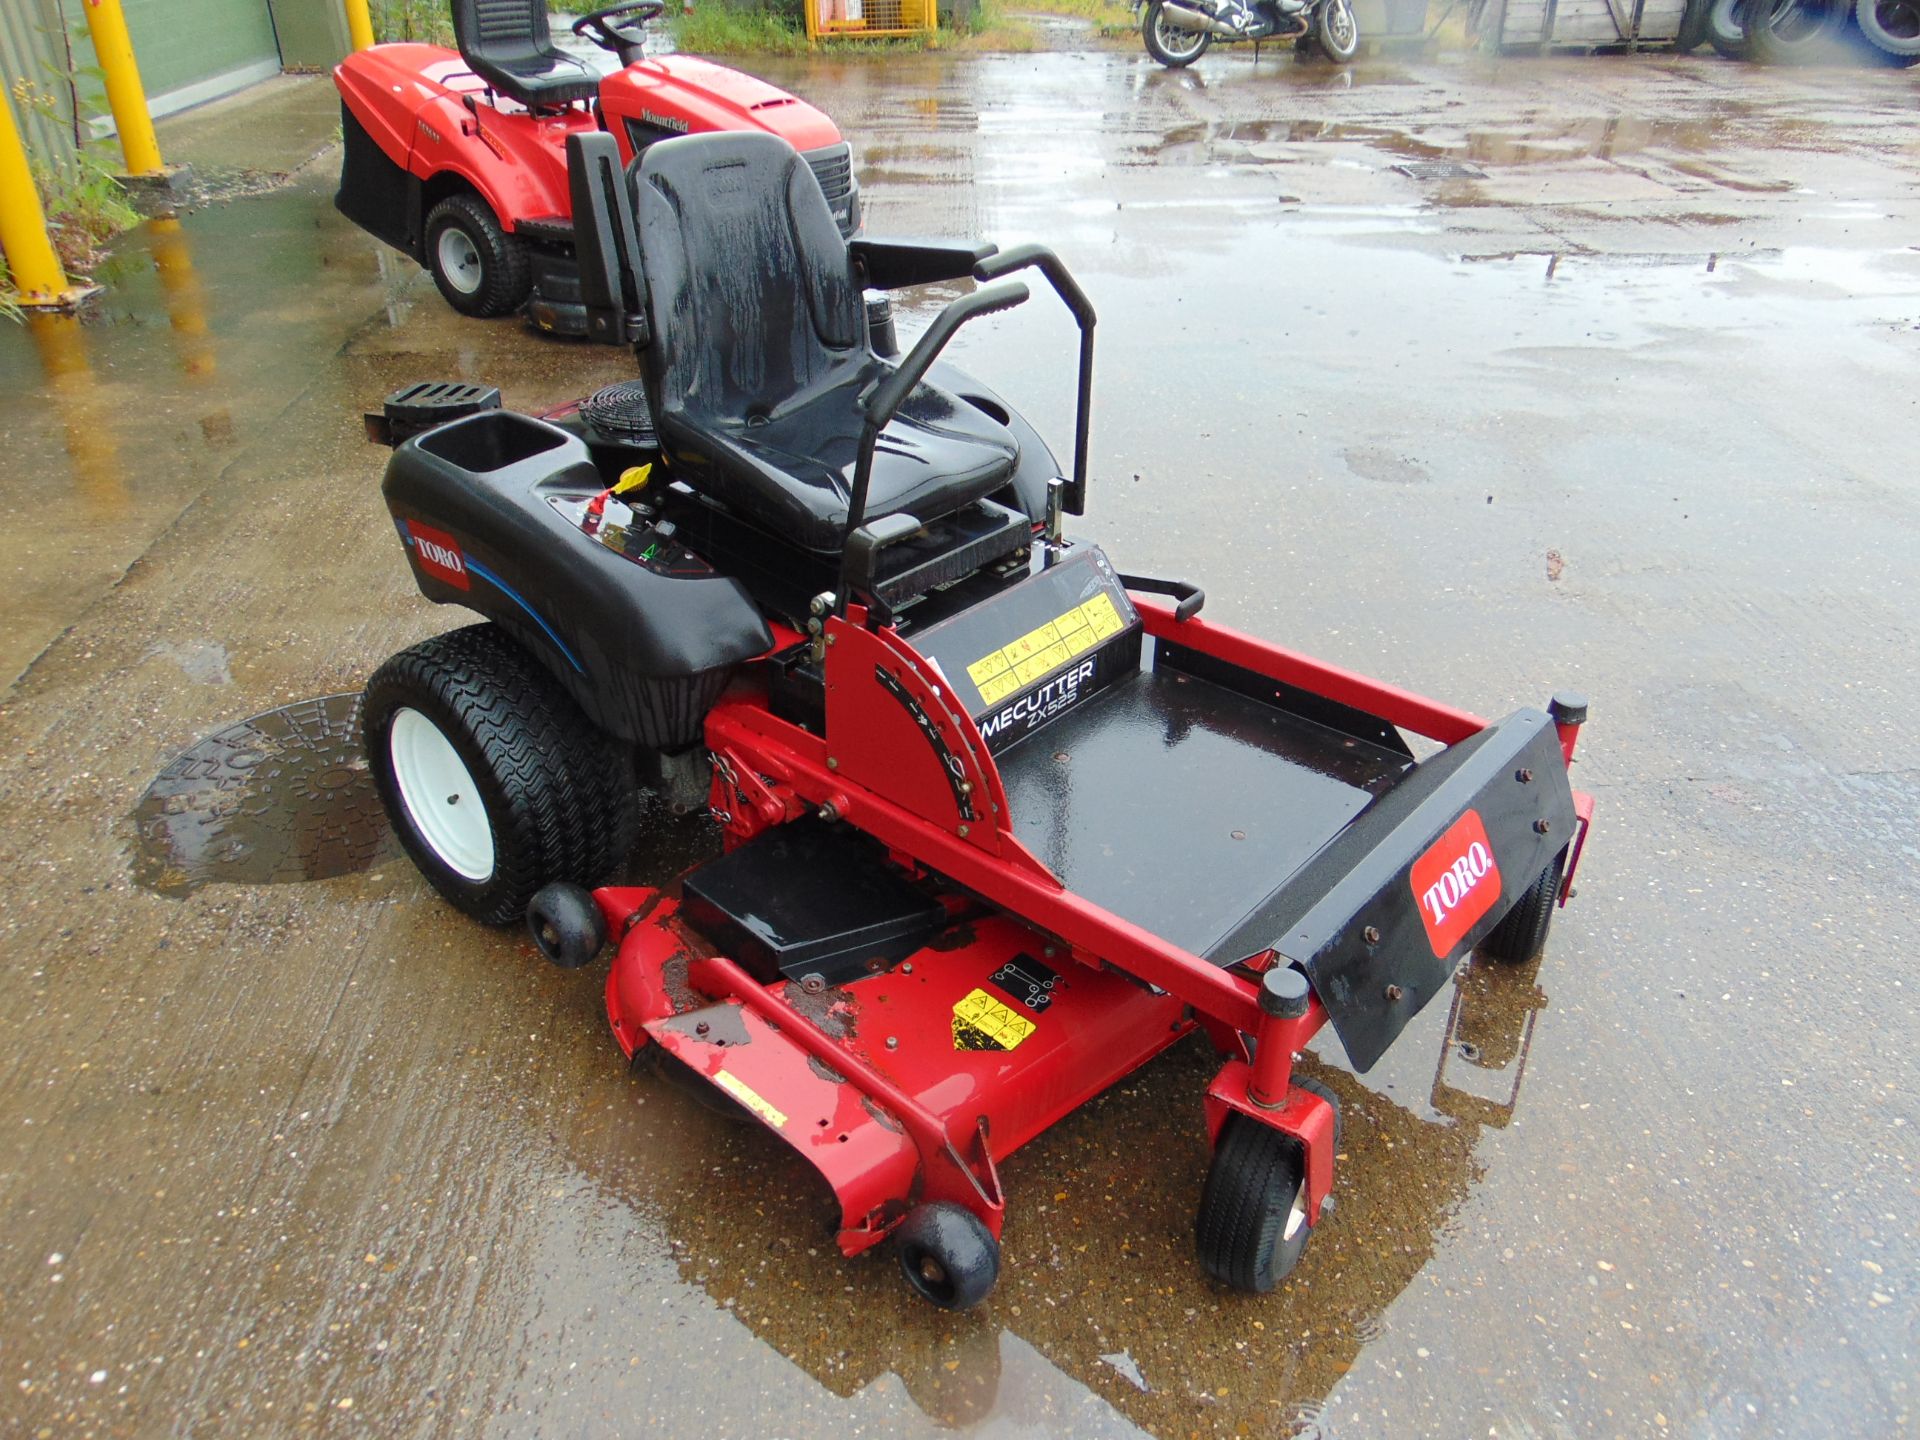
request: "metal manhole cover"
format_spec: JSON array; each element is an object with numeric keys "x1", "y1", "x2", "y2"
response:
[
  {"x1": 1394, "y1": 161, "x2": 1487, "y2": 180},
  {"x1": 130, "y1": 694, "x2": 398, "y2": 897}
]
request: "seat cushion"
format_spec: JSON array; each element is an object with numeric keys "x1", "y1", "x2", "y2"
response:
[
  {"x1": 485, "y1": 53, "x2": 598, "y2": 106},
  {"x1": 661, "y1": 369, "x2": 1018, "y2": 552},
  {"x1": 454, "y1": 0, "x2": 599, "y2": 108}
]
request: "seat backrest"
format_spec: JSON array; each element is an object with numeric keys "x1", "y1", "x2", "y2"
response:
[
  {"x1": 453, "y1": 0, "x2": 555, "y2": 66},
  {"x1": 632, "y1": 133, "x2": 865, "y2": 429}
]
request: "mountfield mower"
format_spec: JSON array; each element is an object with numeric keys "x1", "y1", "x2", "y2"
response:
[
  {"x1": 358, "y1": 131, "x2": 1594, "y2": 1309},
  {"x1": 333, "y1": 0, "x2": 858, "y2": 336}
]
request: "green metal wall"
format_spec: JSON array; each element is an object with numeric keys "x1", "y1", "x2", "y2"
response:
[
  {"x1": 0, "y1": 0, "x2": 80, "y2": 170},
  {"x1": 62, "y1": 0, "x2": 281, "y2": 101}
]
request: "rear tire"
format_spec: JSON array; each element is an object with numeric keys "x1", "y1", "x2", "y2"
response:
[
  {"x1": 1856, "y1": 0, "x2": 1920, "y2": 52},
  {"x1": 1196, "y1": 1114, "x2": 1312, "y2": 1292},
  {"x1": 364, "y1": 624, "x2": 637, "y2": 925},
  {"x1": 897, "y1": 1203, "x2": 1001, "y2": 1310},
  {"x1": 1142, "y1": 0, "x2": 1213, "y2": 64},
  {"x1": 424, "y1": 193, "x2": 531, "y2": 318},
  {"x1": 1477, "y1": 847, "x2": 1567, "y2": 964},
  {"x1": 1314, "y1": 0, "x2": 1360, "y2": 60}
]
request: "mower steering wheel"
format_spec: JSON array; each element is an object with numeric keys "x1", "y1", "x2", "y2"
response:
[{"x1": 570, "y1": 1, "x2": 664, "y2": 56}]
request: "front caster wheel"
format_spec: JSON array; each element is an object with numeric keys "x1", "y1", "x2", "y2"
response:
[
  {"x1": 363, "y1": 624, "x2": 637, "y2": 925},
  {"x1": 528, "y1": 882, "x2": 607, "y2": 968},
  {"x1": 1478, "y1": 847, "x2": 1567, "y2": 964},
  {"x1": 897, "y1": 1203, "x2": 1000, "y2": 1310},
  {"x1": 1196, "y1": 1114, "x2": 1313, "y2": 1292}
]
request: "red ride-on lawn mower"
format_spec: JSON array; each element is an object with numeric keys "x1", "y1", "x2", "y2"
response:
[
  {"x1": 333, "y1": 0, "x2": 858, "y2": 337},
  {"x1": 357, "y1": 132, "x2": 1595, "y2": 1309}
]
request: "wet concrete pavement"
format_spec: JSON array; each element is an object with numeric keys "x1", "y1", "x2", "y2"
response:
[{"x1": 2, "y1": 47, "x2": 1917, "y2": 1439}]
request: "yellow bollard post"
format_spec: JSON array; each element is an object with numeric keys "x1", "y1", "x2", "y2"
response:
[
  {"x1": 0, "y1": 85, "x2": 94, "y2": 307},
  {"x1": 77, "y1": 0, "x2": 166, "y2": 178},
  {"x1": 344, "y1": 0, "x2": 377, "y2": 51}
]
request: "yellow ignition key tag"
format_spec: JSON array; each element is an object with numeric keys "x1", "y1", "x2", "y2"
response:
[{"x1": 612, "y1": 463, "x2": 652, "y2": 495}]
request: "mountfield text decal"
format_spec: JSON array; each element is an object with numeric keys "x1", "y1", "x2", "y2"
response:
[{"x1": 1409, "y1": 809, "x2": 1503, "y2": 957}]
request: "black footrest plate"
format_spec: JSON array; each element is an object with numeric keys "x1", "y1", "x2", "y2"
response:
[{"x1": 681, "y1": 816, "x2": 945, "y2": 987}]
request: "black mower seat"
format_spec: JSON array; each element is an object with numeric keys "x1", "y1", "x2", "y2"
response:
[
  {"x1": 453, "y1": 0, "x2": 599, "y2": 110},
  {"x1": 632, "y1": 133, "x2": 1018, "y2": 553}
]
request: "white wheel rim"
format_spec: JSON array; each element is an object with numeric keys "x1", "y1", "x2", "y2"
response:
[
  {"x1": 1330, "y1": 0, "x2": 1356, "y2": 45},
  {"x1": 389, "y1": 707, "x2": 494, "y2": 881},
  {"x1": 436, "y1": 227, "x2": 484, "y2": 296},
  {"x1": 1155, "y1": 9, "x2": 1207, "y2": 55},
  {"x1": 1282, "y1": 1182, "x2": 1308, "y2": 1242}
]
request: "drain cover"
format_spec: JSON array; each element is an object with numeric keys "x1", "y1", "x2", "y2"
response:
[
  {"x1": 1394, "y1": 161, "x2": 1488, "y2": 180},
  {"x1": 131, "y1": 694, "x2": 397, "y2": 897}
]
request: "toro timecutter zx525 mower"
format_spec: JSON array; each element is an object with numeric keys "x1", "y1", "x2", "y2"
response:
[
  {"x1": 357, "y1": 131, "x2": 1594, "y2": 1309},
  {"x1": 333, "y1": 0, "x2": 858, "y2": 337}
]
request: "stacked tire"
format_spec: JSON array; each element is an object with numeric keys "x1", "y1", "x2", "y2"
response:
[
  {"x1": 1854, "y1": 0, "x2": 1920, "y2": 61},
  {"x1": 1693, "y1": 0, "x2": 1918, "y2": 62}
]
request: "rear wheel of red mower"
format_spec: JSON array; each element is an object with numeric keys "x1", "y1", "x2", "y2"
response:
[
  {"x1": 897, "y1": 1203, "x2": 1001, "y2": 1310},
  {"x1": 424, "y1": 194, "x2": 531, "y2": 318},
  {"x1": 1196, "y1": 1114, "x2": 1313, "y2": 1292},
  {"x1": 1477, "y1": 847, "x2": 1567, "y2": 964},
  {"x1": 363, "y1": 624, "x2": 637, "y2": 926}
]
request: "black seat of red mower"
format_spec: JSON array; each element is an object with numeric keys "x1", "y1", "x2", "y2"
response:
[
  {"x1": 452, "y1": 0, "x2": 599, "y2": 110},
  {"x1": 631, "y1": 133, "x2": 1019, "y2": 553}
]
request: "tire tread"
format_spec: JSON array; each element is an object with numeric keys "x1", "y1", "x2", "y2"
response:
[{"x1": 365, "y1": 624, "x2": 636, "y2": 925}]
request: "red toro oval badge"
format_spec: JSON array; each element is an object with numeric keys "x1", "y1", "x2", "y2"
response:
[
  {"x1": 405, "y1": 520, "x2": 470, "y2": 591},
  {"x1": 1410, "y1": 809, "x2": 1502, "y2": 958}
]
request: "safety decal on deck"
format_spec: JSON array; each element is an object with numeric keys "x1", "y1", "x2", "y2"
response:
[
  {"x1": 713, "y1": 1069, "x2": 788, "y2": 1128},
  {"x1": 964, "y1": 592, "x2": 1126, "y2": 708},
  {"x1": 951, "y1": 987, "x2": 1038, "y2": 1052}
]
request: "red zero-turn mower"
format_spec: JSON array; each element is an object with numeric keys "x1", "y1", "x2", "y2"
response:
[
  {"x1": 332, "y1": 0, "x2": 858, "y2": 337},
  {"x1": 357, "y1": 132, "x2": 1595, "y2": 1309}
]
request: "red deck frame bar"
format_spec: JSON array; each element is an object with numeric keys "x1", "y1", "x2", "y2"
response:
[
  {"x1": 705, "y1": 592, "x2": 1513, "y2": 1040},
  {"x1": 1132, "y1": 598, "x2": 1487, "y2": 745}
]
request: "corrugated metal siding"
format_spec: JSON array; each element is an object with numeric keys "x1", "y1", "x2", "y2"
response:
[
  {"x1": 56, "y1": 0, "x2": 281, "y2": 105},
  {"x1": 0, "y1": 0, "x2": 80, "y2": 171}
]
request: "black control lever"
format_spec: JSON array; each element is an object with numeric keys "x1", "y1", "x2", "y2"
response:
[
  {"x1": 837, "y1": 280, "x2": 1030, "y2": 613},
  {"x1": 973, "y1": 244, "x2": 1096, "y2": 517}
]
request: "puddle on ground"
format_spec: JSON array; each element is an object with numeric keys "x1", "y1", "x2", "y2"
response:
[
  {"x1": 130, "y1": 693, "x2": 397, "y2": 897},
  {"x1": 564, "y1": 951, "x2": 1551, "y2": 1434}
]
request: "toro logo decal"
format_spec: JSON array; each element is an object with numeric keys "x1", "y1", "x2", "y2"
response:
[
  {"x1": 1410, "y1": 810, "x2": 1502, "y2": 957},
  {"x1": 405, "y1": 520, "x2": 470, "y2": 592}
]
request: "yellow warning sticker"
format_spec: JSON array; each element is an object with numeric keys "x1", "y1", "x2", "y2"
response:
[
  {"x1": 951, "y1": 987, "x2": 1038, "y2": 1052},
  {"x1": 713, "y1": 1069, "x2": 788, "y2": 1128},
  {"x1": 965, "y1": 592, "x2": 1128, "y2": 706}
]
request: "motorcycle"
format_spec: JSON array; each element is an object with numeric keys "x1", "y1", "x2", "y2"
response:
[{"x1": 1137, "y1": 0, "x2": 1361, "y2": 66}]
